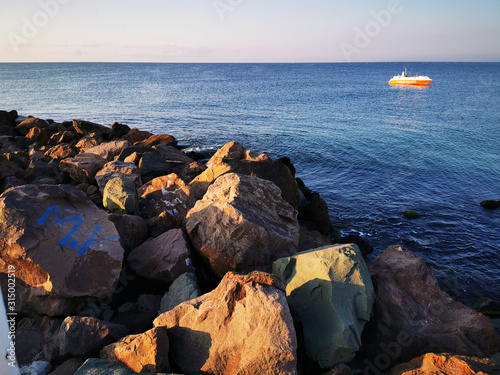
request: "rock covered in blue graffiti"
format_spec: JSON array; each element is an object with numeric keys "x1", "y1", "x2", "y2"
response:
[{"x1": 0, "y1": 184, "x2": 125, "y2": 316}]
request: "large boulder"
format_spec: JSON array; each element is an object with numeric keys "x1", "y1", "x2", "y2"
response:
[
  {"x1": 86, "y1": 140, "x2": 132, "y2": 161},
  {"x1": 127, "y1": 228, "x2": 192, "y2": 285},
  {"x1": 273, "y1": 244, "x2": 375, "y2": 368},
  {"x1": 59, "y1": 153, "x2": 107, "y2": 184},
  {"x1": 75, "y1": 134, "x2": 102, "y2": 152},
  {"x1": 366, "y1": 245, "x2": 500, "y2": 367},
  {"x1": 102, "y1": 177, "x2": 139, "y2": 215},
  {"x1": 189, "y1": 141, "x2": 300, "y2": 208},
  {"x1": 26, "y1": 127, "x2": 50, "y2": 145},
  {"x1": 0, "y1": 153, "x2": 23, "y2": 180},
  {"x1": 185, "y1": 173, "x2": 299, "y2": 278},
  {"x1": 0, "y1": 184, "x2": 124, "y2": 316},
  {"x1": 389, "y1": 352, "x2": 500, "y2": 375},
  {"x1": 99, "y1": 327, "x2": 171, "y2": 373},
  {"x1": 154, "y1": 271, "x2": 298, "y2": 374},
  {"x1": 95, "y1": 160, "x2": 142, "y2": 193},
  {"x1": 138, "y1": 174, "x2": 193, "y2": 233},
  {"x1": 15, "y1": 117, "x2": 48, "y2": 136},
  {"x1": 58, "y1": 316, "x2": 128, "y2": 357}
]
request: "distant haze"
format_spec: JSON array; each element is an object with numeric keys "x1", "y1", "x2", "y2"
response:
[{"x1": 1, "y1": 0, "x2": 499, "y2": 62}]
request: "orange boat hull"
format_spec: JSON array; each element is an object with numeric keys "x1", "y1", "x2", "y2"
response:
[{"x1": 389, "y1": 79, "x2": 432, "y2": 86}]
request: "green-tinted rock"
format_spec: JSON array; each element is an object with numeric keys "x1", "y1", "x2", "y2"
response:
[
  {"x1": 103, "y1": 177, "x2": 139, "y2": 214},
  {"x1": 75, "y1": 358, "x2": 181, "y2": 375},
  {"x1": 272, "y1": 244, "x2": 375, "y2": 368},
  {"x1": 138, "y1": 152, "x2": 173, "y2": 177},
  {"x1": 403, "y1": 210, "x2": 420, "y2": 219}
]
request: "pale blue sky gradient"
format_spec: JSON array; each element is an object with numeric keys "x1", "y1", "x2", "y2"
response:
[{"x1": 1, "y1": 0, "x2": 499, "y2": 62}]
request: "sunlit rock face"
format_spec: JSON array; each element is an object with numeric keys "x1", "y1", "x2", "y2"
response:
[
  {"x1": 154, "y1": 271, "x2": 298, "y2": 374},
  {"x1": 0, "y1": 184, "x2": 124, "y2": 316},
  {"x1": 189, "y1": 141, "x2": 300, "y2": 209},
  {"x1": 186, "y1": 172, "x2": 299, "y2": 278}
]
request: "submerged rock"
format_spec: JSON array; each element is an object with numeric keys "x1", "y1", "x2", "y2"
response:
[
  {"x1": 480, "y1": 199, "x2": 500, "y2": 209},
  {"x1": 186, "y1": 172, "x2": 299, "y2": 278},
  {"x1": 273, "y1": 244, "x2": 375, "y2": 368},
  {"x1": 366, "y1": 245, "x2": 500, "y2": 366},
  {"x1": 154, "y1": 271, "x2": 298, "y2": 374}
]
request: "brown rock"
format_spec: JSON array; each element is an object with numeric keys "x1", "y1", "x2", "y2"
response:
[
  {"x1": 389, "y1": 352, "x2": 500, "y2": 375},
  {"x1": 366, "y1": 245, "x2": 500, "y2": 365},
  {"x1": 154, "y1": 271, "x2": 298, "y2": 374},
  {"x1": 25, "y1": 127, "x2": 50, "y2": 145},
  {"x1": 127, "y1": 228, "x2": 192, "y2": 285},
  {"x1": 75, "y1": 134, "x2": 102, "y2": 152},
  {"x1": 86, "y1": 140, "x2": 132, "y2": 161},
  {"x1": 100, "y1": 327, "x2": 171, "y2": 373},
  {"x1": 0, "y1": 184, "x2": 124, "y2": 315},
  {"x1": 138, "y1": 173, "x2": 193, "y2": 230},
  {"x1": 189, "y1": 141, "x2": 300, "y2": 208},
  {"x1": 300, "y1": 195, "x2": 333, "y2": 236},
  {"x1": 16, "y1": 316, "x2": 62, "y2": 366},
  {"x1": 0, "y1": 176, "x2": 27, "y2": 194},
  {"x1": 180, "y1": 161, "x2": 207, "y2": 184},
  {"x1": 72, "y1": 119, "x2": 111, "y2": 138},
  {"x1": 15, "y1": 117, "x2": 48, "y2": 135},
  {"x1": 153, "y1": 144, "x2": 194, "y2": 164},
  {"x1": 123, "y1": 127, "x2": 152, "y2": 144},
  {"x1": 134, "y1": 133, "x2": 177, "y2": 148},
  {"x1": 23, "y1": 160, "x2": 62, "y2": 184},
  {"x1": 59, "y1": 153, "x2": 107, "y2": 184},
  {"x1": 48, "y1": 130, "x2": 80, "y2": 145},
  {"x1": 108, "y1": 213, "x2": 149, "y2": 253},
  {"x1": 44, "y1": 143, "x2": 77, "y2": 161},
  {"x1": 186, "y1": 173, "x2": 299, "y2": 278},
  {"x1": 109, "y1": 122, "x2": 131, "y2": 139},
  {"x1": 95, "y1": 160, "x2": 142, "y2": 192},
  {"x1": 0, "y1": 153, "x2": 23, "y2": 180},
  {"x1": 123, "y1": 151, "x2": 140, "y2": 164},
  {"x1": 58, "y1": 316, "x2": 128, "y2": 356},
  {"x1": 324, "y1": 364, "x2": 353, "y2": 375}
]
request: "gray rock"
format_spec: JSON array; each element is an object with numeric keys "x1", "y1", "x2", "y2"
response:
[
  {"x1": 103, "y1": 177, "x2": 139, "y2": 215},
  {"x1": 272, "y1": 244, "x2": 375, "y2": 368},
  {"x1": 74, "y1": 358, "x2": 135, "y2": 375},
  {"x1": 137, "y1": 294, "x2": 162, "y2": 313},
  {"x1": 138, "y1": 152, "x2": 173, "y2": 177},
  {"x1": 159, "y1": 272, "x2": 201, "y2": 313}
]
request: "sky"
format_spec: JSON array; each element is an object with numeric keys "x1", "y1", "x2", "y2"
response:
[{"x1": 0, "y1": 0, "x2": 499, "y2": 63}]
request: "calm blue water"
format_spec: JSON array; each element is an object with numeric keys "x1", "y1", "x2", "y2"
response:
[{"x1": 1, "y1": 62, "x2": 499, "y2": 305}]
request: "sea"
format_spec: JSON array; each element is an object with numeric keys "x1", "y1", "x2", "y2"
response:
[{"x1": 1, "y1": 62, "x2": 499, "y2": 306}]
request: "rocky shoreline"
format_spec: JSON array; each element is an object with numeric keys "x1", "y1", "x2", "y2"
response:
[{"x1": 0, "y1": 109, "x2": 499, "y2": 375}]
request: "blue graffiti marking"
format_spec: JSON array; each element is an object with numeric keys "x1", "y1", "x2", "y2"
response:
[
  {"x1": 56, "y1": 216, "x2": 83, "y2": 247},
  {"x1": 37, "y1": 205, "x2": 119, "y2": 258},
  {"x1": 37, "y1": 205, "x2": 59, "y2": 225}
]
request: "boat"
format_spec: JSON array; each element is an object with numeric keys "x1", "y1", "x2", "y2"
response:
[{"x1": 388, "y1": 67, "x2": 432, "y2": 86}]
